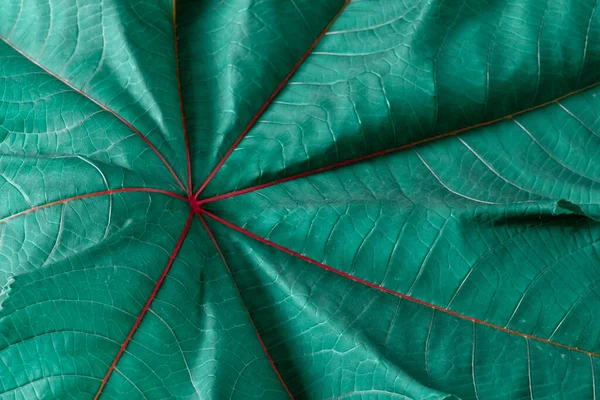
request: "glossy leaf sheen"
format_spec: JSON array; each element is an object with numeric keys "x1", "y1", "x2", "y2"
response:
[{"x1": 1, "y1": 0, "x2": 599, "y2": 399}]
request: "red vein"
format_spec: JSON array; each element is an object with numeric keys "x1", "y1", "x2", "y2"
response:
[
  {"x1": 202, "y1": 209, "x2": 600, "y2": 359},
  {"x1": 0, "y1": 188, "x2": 187, "y2": 224},
  {"x1": 199, "y1": 81, "x2": 600, "y2": 205},
  {"x1": 0, "y1": 36, "x2": 187, "y2": 193},
  {"x1": 94, "y1": 211, "x2": 194, "y2": 399},
  {"x1": 172, "y1": 0, "x2": 192, "y2": 195},
  {"x1": 197, "y1": 213, "x2": 295, "y2": 399},
  {"x1": 193, "y1": 0, "x2": 351, "y2": 198}
]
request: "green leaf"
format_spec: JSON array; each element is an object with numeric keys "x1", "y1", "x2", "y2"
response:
[{"x1": 1, "y1": 0, "x2": 600, "y2": 399}]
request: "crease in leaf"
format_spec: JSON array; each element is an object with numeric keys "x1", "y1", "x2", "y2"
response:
[
  {"x1": 554, "y1": 199, "x2": 594, "y2": 219},
  {"x1": 0, "y1": 275, "x2": 13, "y2": 312}
]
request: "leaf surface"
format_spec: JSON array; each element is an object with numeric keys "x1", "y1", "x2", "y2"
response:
[
  {"x1": 1, "y1": 0, "x2": 600, "y2": 399},
  {"x1": 203, "y1": 0, "x2": 600, "y2": 196}
]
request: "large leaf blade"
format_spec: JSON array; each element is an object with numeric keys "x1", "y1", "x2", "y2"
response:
[
  {"x1": 205, "y1": 83, "x2": 600, "y2": 357},
  {"x1": 205, "y1": 219, "x2": 598, "y2": 400},
  {"x1": 0, "y1": 193, "x2": 189, "y2": 398},
  {"x1": 98, "y1": 217, "x2": 290, "y2": 399},
  {"x1": 175, "y1": 0, "x2": 347, "y2": 190},
  {"x1": 2, "y1": 0, "x2": 600, "y2": 398},
  {"x1": 0, "y1": 0, "x2": 188, "y2": 188},
  {"x1": 203, "y1": 0, "x2": 600, "y2": 197}
]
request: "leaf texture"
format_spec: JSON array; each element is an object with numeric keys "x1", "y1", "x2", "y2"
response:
[
  {"x1": 1, "y1": 0, "x2": 600, "y2": 399},
  {"x1": 203, "y1": 0, "x2": 600, "y2": 196}
]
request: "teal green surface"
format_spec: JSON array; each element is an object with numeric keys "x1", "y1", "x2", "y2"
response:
[
  {"x1": 99, "y1": 218, "x2": 289, "y2": 400},
  {"x1": 204, "y1": 0, "x2": 600, "y2": 196},
  {"x1": 0, "y1": 0, "x2": 188, "y2": 188},
  {"x1": 176, "y1": 0, "x2": 346, "y2": 188},
  {"x1": 1, "y1": 0, "x2": 600, "y2": 399},
  {"x1": 207, "y1": 220, "x2": 598, "y2": 400},
  {"x1": 207, "y1": 85, "x2": 600, "y2": 352},
  {"x1": 1, "y1": 193, "x2": 190, "y2": 397}
]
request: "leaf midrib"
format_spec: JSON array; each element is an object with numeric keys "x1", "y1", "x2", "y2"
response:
[
  {"x1": 0, "y1": 35, "x2": 187, "y2": 193},
  {"x1": 201, "y1": 208, "x2": 600, "y2": 360},
  {"x1": 199, "y1": 80, "x2": 600, "y2": 205}
]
